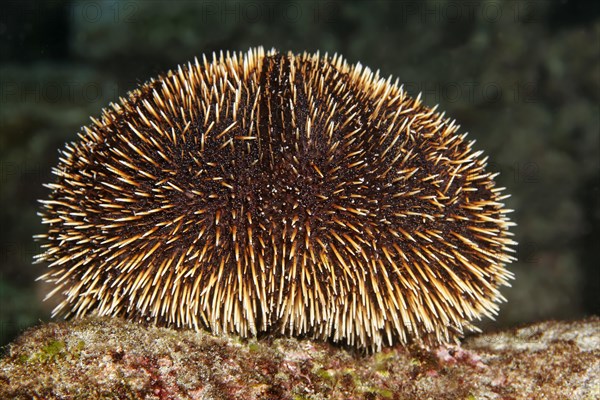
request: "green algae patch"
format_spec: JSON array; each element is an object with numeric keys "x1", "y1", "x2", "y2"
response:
[
  {"x1": 18, "y1": 338, "x2": 85, "y2": 365},
  {"x1": 34, "y1": 339, "x2": 65, "y2": 362}
]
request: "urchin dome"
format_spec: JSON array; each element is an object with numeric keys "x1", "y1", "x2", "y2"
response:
[{"x1": 37, "y1": 47, "x2": 516, "y2": 350}]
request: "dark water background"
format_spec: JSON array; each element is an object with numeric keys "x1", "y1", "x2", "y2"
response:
[{"x1": 1, "y1": 0, "x2": 598, "y2": 349}]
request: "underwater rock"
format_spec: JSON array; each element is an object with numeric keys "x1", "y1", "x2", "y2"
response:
[{"x1": 0, "y1": 316, "x2": 598, "y2": 399}]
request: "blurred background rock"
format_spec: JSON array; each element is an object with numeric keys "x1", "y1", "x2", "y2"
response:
[{"x1": 0, "y1": 0, "x2": 598, "y2": 348}]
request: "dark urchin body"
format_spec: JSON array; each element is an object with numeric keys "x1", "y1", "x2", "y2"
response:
[{"x1": 37, "y1": 47, "x2": 516, "y2": 351}]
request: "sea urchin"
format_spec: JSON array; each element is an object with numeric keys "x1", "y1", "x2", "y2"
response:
[{"x1": 36, "y1": 47, "x2": 516, "y2": 351}]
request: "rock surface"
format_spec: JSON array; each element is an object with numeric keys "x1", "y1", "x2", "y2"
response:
[{"x1": 1, "y1": 317, "x2": 598, "y2": 399}]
